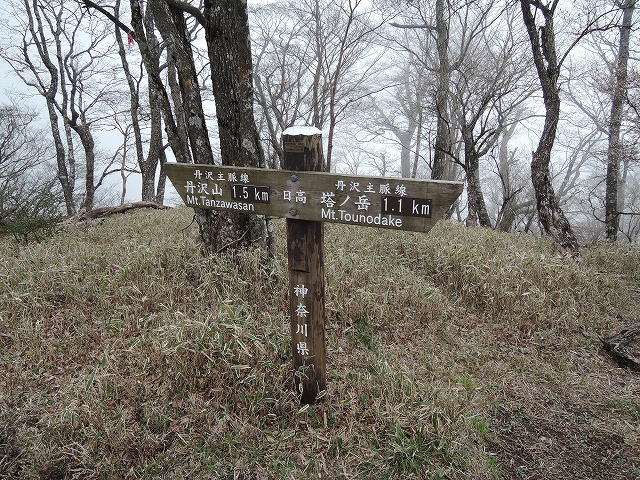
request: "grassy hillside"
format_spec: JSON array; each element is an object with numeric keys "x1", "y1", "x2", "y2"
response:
[{"x1": 0, "y1": 207, "x2": 638, "y2": 479}]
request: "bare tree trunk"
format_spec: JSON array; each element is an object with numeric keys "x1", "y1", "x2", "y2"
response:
[
  {"x1": 496, "y1": 123, "x2": 521, "y2": 232},
  {"x1": 47, "y1": 102, "x2": 75, "y2": 215},
  {"x1": 412, "y1": 108, "x2": 423, "y2": 178},
  {"x1": 115, "y1": 0, "x2": 146, "y2": 201},
  {"x1": 128, "y1": 0, "x2": 192, "y2": 165},
  {"x1": 253, "y1": 72, "x2": 284, "y2": 166},
  {"x1": 464, "y1": 146, "x2": 492, "y2": 228},
  {"x1": 120, "y1": 129, "x2": 128, "y2": 205},
  {"x1": 520, "y1": 0, "x2": 580, "y2": 258},
  {"x1": 431, "y1": 0, "x2": 451, "y2": 180},
  {"x1": 201, "y1": 0, "x2": 266, "y2": 252},
  {"x1": 155, "y1": 150, "x2": 168, "y2": 204},
  {"x1": 72, "y1": 123, "x2": 96, "y2": 211},
  {"x1": 151, "y1": 0, "x2": 214, "y2": 166},
  {"x1": 115, "y1": 0, "x2": 164, "y2": 203},
  {"x1": 204, "y1": 0, "x2": 263, "y2": 169},
  {"x1": 605, "y1": 0, "x2": 635, "y2": 240},
  {"x1": 23, "y1": 1, "x2": 76, "y2": 214},
  {"x1": 311, "y1": 0, "x2": 325, "y2": 131},
  {"x1": 143, "y1": 3, "x2": 170, "y2": 202},
  {"x1": 400, "y1": 129, "x2": 413, "y2": 178},
  {"x1": 53, "y1": 8, "x2": 80, "y2": 212}
]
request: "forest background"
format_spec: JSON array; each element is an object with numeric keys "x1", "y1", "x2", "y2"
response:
[{"x1": 1, "y1": 0, "x2": 639, "y2": 248}]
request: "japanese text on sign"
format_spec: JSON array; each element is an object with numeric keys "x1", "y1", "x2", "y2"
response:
[
  {"x1": 163, "y1": 163, "x2": 463, "y2": 233},
  {"x1": 294, "y1": 283, "x2": 310, "y2": 357}
]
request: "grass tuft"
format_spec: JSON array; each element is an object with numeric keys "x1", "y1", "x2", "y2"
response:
[{"x1": 0, "y1": 208, "x2": 638, "y2": 479}]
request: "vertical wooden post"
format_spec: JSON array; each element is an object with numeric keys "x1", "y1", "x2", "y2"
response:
[{"x1": 282, "y1": 127, "x2": 326, "y2": 405}]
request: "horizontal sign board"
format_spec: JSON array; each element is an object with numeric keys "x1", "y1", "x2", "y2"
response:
[{"x1": 163, "y1": 163, "x2": 463, "y2": 233}]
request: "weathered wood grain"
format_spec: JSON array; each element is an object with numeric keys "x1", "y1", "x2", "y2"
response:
[{"x1": 284, "y1": 130, "x2": 326, "y2": 405}]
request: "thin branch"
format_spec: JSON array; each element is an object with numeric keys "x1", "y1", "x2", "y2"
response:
[
  {"x1": 558, "y1": 6, "x2": 624, "y2": 70},
  {"x1": 164, "y1": 0, "x2": 205, "y2": 26},
  {"x1": 389, "y1": 22, "x2": 436, "y2": 32},
  {"x1": 79, "y1": 0, "x2": 134, "y2": 38}
]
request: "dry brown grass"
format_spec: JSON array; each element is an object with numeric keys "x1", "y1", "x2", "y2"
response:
[{"x1": 0, "y1": 208, "x2": 638, "y2": 479}]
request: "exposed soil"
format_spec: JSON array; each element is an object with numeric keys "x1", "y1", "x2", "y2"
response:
[{"x1": 487, "y1": 353, "x2": 640, "y2": 479}]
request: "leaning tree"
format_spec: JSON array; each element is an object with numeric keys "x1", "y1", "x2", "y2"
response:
[{"x1": 519, "y1": 0, "x2": 621, "y2": 257}]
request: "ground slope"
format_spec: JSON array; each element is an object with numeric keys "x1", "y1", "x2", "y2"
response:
[{"x1": 0, "y1": 208, "x2": 638, "y2": 479}]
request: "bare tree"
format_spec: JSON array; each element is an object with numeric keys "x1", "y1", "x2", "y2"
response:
[
  {"x1": 390, "y1": 0, "x2": 501, "y2": 181},
  {"x1": 322, "y1": 0, "x2": 388, "y2": 171},
  {"x1": 84, "y1": 0, "x2": 268, "y2": 253},
  {"x1": 0, "y1": 106, "x2": 45, "y2": 205},
  {"x1": 251, "y1": 0, "x2": 387, "y2": 172},
  {"x1": 491, "y1": 121, "x2": 537, "y2": 232},
  {"x1": 112, "y1": 0, "x2": 168, "y2": 203},
  {"x1": 251, "y1": 1, "x2": 317, "y2": 166},
  {"x1": 560, "y1": 18, "x2": 638, "y2": 242},
  {"x1": 390, "y1": 1, "x2": 533, "y2": 224},
  {"x1": 605, "y1": 0, "x2": 635, "y2": 240},
  {"x1": 1, "y1": 0, "x2": 75, "y2": 214},
  {"x1": 0, "y1": 104, "x2": 63, "y2": 240},
  {"x1": 447, "y1": 6, "x2": 534, "y2": 227},
  {"x1": 0, "y1": 0, "x2": 124, "y2": 213},
  {"x1": 366, "y1": 55, "x2": 431, "y2": 178},
  {"x1": 519, "y1": 0, "x2": 620, "y2": 257}
]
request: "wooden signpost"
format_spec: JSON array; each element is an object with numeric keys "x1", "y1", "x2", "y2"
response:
[{"x1": 164, "y1": 126, "x2": 463, "y2": 405}]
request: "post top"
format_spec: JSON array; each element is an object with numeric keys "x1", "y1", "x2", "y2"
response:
[{"x1": 282, "y1": 126, "x2": 322, "y2": 136}]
